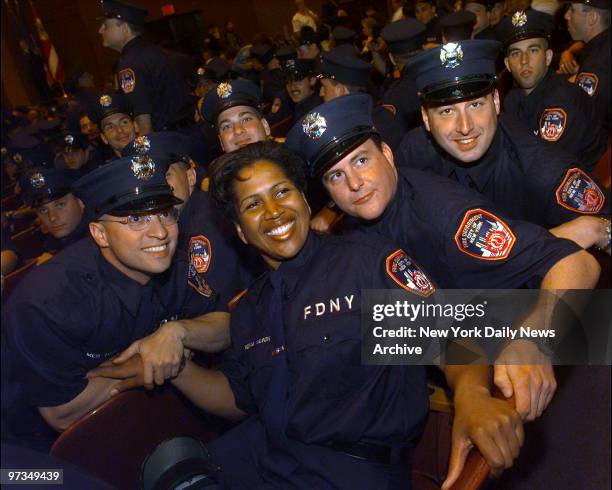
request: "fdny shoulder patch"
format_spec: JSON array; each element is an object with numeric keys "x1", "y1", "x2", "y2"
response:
[
  {"x1": 555, "y1": 167, "x2": 604, "y2": 214},
  {"x1": 118, "y1": 68, "x2": 136, "y2": 94},
  {"x1": 455, "y1": 209, "x2": 516, "y2": 260},
  {"x1": 575, "y1": 72, "x2": 599, "y2": 97},
  {"x1": 386, "y1": 250, "x2": 435, "y2": 297},
  {"x1": 187, "y1": 235, "x2": 213, "y2": 297},
  {"x1": 539, "y1": 108, "x2": 566, "y2": 142}
]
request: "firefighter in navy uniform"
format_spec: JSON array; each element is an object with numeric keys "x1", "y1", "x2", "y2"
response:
[
  {"x1": 19, "y1": 168, "x2": 89, "y2": 256},
  {"x1": 565, "y1": 0, "x2": 611, "y2": 132},
  {"x1": 122, "y1": 132, "x2": 260, "y2": 305},
  {"x1": 1, "y1": 155, "x2": 230, "y2": 452},
  {"x1": 380, "y1": 18, "x2": 426, "y2": 136},
  {"x1": 98, "y1": 0, "x2": 194, "y2": 135},
  {"x1": 499, "y1": 9, "x2": 606, "y2": 170},
  {"x1": 281, "y1": 58, "x2": 324, "y2": 122},
  {"x1": 90, "y1": 91, "x2": 136, "y2": 159},
  {"x1": 318, "y1": 46, "x2": 405, "y2": 151},
  {"x1": 286, "y1": 93, "x2": 602, "y2": 426},
  {"x1": 200, "y1": 79, "x2": 278, "y2": 154},
  {"x1": 395, "y1": 40, "x2": 611, "y2": 251}
]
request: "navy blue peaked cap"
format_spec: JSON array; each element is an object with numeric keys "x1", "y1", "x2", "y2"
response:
[
  {"x1": 406, "y1": 39, "x2": 501, "y2": 103},
  {"x1": 285, "y1": 93, "x2": 378, "y2": 178}
]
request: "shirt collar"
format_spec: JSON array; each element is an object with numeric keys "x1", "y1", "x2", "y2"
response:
[{"x1": 96, "y1": 247, "x2": 153, "y2": 317}]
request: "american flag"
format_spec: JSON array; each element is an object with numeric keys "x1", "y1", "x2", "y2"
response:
[{"x1": 29, "y1": 0, "x2": 64, "y2": 84}]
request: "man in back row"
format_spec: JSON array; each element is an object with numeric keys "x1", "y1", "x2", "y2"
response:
[
  {"x1": 98, "y1": 0, "x2": 193, "y2": 135},
  {"x1": 498, "y1": 9, "x2": 607, "y2": 170}
]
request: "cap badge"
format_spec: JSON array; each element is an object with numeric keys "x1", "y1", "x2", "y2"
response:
[
  {"x1": 197, "y1": 67, "x2": 205, "y2": 76},
  {"x1": 13, "y1": 153, "x2": 22, "y2": 163},
  {"x1": 302, "y1": 112, "x2": 327, "y2": 139},
  {"x1": 65, "y1": 134, "x2": 74, "y2": 146},
  {"x1": 100, "y1": 94, "x2": 113, "y2": 107},
  {"x1": 29, "y1": 172, "x2": 46, "y2": 189},
  {"x1": 440, "y1": 43, "x2": 463, "y2": 69},
  {"x1": 133, "y1": 135, "x2": 151, "y2": 155},
  {"x1": 130, "y1": 155, "x2": 156, "y2": 181},
  {"x1": 216, "y1": 82, "x2": 233, "y2": 99},
  {"x1": 512, "y1": 10, "x2": 528, "y2": 28}
]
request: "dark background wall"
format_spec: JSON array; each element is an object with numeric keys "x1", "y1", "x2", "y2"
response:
[{"x1": 2, "y1": 0, "x2": 391, "y2": 107}]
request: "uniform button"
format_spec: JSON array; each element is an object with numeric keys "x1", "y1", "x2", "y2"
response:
[
  {"x1": 84, "y1": 273, "x2": 94, "y2": 282},
  {"x1": 323, "y1": 335, "x2": 330, "y2": 342}
]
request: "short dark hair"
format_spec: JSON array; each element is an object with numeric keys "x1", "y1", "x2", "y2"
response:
[{"x1": 209, "y1": 141, "x2": 308, "y2": 221}]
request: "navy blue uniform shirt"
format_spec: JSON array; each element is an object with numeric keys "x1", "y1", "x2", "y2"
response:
[
  {"x1": 504, "y1": 69, "x2": 607, "y2": 171},
  {"x1": 396, "y1": 115, "x2": 610, "y2": 228},
  {"x1": 382, "y1": 72, "x2": 422, "y2": 136},
  {"x1": 361, "y1": 168, "x2": 582, "y2": 289},
  {"x1": 575, "y1": 27, "x2": 610, "y2": 132},
  {"x1": 1, "y1": 237, "x2": 222, "y2": 451},
  {"x1": 178, "y1": 188, "x2": 262, "y2": 308},
  {"x1": 117, "y1": 36, "x2": 193, "y2": 131},
  {"x1": 294, "y1": 92, "x2": 324, "y2": 122},
  {"x1": 208, "y1": 232, "x2": 431, "y2": 489}
]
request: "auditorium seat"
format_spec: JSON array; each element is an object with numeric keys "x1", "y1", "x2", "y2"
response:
[
  {"x1": 592, "y1": 138, "x2": 611, "y2": 189},
  {"x1": 50, "y1": 387, "x2": 218, "y2": 489},
  {"x1": 1, "y1": 193, "x2": 22, "y2": 212},
  {"x1": 10, "y1": 225, "x2": 45, "y2": 260},
  {"x1": 412, "y1": 385, "x2": 515, "y2": 490},
  {"x1": 270, "y1": 115, "x2": 294, "y2": 138}
]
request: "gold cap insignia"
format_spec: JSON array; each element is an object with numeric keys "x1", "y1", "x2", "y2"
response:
[
  {"x1": 100, "y1": 94, "x2": 113, "y2": 107},
  {"x1": 30, "y1": 172, "x2": 46, "y2": 188},
  {"x1": 512, "y1": 10, "x2": 528, "y2": 28},
  {"x1": 130, "y1": 155, "x2": 156, "y2": 181},
  {"x1": 216, "y1": 82, "x2": 233, "y2": 99},
  {"x1": 302, "y1": 112, "x2": 327, "y2": 139},
  {"x1": 440, "y1": 43, "x2": 464, "y2": 69}
]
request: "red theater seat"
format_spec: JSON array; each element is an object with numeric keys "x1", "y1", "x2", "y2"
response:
[{"x1": 50, "y1": 387, "x2": 217, "y2": 489}]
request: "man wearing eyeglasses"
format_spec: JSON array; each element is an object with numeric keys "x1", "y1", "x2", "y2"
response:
[{"x1": 1, "y1": 154, "x2": 230, "y2": 452}]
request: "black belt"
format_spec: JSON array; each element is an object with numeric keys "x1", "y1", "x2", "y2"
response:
[{"x1": 327, "y1": 441, "x2": 412, "y2": 466}]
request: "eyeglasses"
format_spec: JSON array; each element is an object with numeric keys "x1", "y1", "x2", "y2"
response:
[{"x1": 98, "y1": 208, "x2": 179, "y2": 231}]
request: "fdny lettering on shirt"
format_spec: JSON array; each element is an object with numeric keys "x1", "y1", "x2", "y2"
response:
[
  {"x1": 555, "y1": 167, "x2": 604, "y2": 214},
  {"x1": 575, "y1": 72, "x2": 599, "y2": 97},
  {"x1": 386, "y1": 250, "x2": 435, "y2": 297},
  {"x1": 303, "y1": 295, "x2": 355, "y2": 320},
  {"x1": 539, "y1": 108, "x2": 566, "y2": 142},
  {"x1": 455, "y1": 209, "x2": 516, "y2": 260}
]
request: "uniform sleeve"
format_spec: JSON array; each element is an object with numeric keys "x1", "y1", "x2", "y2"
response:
[
  {"x1": 117, "y1": 58, "x2": 153, "y2": 117},
  {"x1": 529, "y1": 162, "x2": 610, "y2": 226},
  {"x1": 440, "y1": 206, "x2": 583, "y2": 289},
  {"x1": 375, "y1": 244, "x2": 437, "y2": 297},
  {"x1": 3, "y1": 295, "x2": 92, "y2": 407},
  {"x1": 219, "y1": 299, "x2": 258, "y2": 415},
  {"x1": 504, "y1": 119, "x2": 610, "y2": 225}
]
